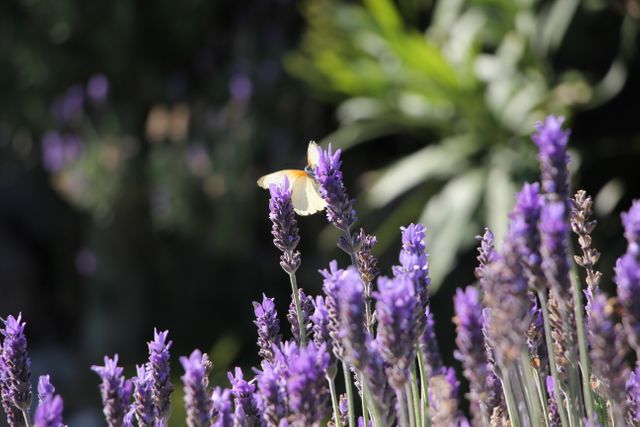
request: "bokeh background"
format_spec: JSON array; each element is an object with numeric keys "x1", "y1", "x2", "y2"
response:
[{"x1": 1, "y1": 0, "x2": 640, "y2": 425}]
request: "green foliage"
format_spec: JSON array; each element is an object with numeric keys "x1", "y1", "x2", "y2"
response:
[{"x1": 286, "y1": 0, "x2": 636, "y2": 288}]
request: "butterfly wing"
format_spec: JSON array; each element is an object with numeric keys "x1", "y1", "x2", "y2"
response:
[
  {"x1": 291, "y1": 175, "x2": 327, "y2": 216},
  {"x1": 307, "y1": 141, "x2": 321, "y2": 169},
  {"x1": 257, "y1": 169, "x2": 307, "y2": 189}
]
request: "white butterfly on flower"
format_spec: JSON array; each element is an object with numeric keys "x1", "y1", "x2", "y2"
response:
[{"x1": 257, "y1": 141, "x2": 327, "y2": 216}]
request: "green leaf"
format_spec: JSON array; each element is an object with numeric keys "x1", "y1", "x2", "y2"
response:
[
  {"x1": 419, "y1": 168, "x2": 485, "y2": 291},
  {"x1": 366, "y1": 135, "x2": 475, "y2": 207}
]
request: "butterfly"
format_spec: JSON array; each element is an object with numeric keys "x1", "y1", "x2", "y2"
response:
[{"x1": 257, "y1": 141, "x2": 327, "y2": 216}]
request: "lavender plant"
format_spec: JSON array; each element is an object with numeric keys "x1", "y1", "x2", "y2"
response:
[{"x1": 3, "y1": 116, "x2": 640, "y2": 427}]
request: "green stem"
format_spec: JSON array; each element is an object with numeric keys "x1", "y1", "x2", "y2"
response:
[
  {"x1": 570, "y1": 266, "x2": 594, "y2": 420},
  {"x1": 409, "y1": 366, "x2": 422, "y2": 427},
  {"x1": 343, "y1": 362, "x2": 357, "y2": 427},
  {"x1": 328, "y1": 374, "x2": 342, "y2": 427},
  {"x1": 289, "y1": 272, "x2": 306, "y2": 347},
  {"x1": 519, "y1": 353, "x2": 546, "y2": 425},
  {"x1": 362, "y1": 376, "x2": 370, "y2": 427},
  {"x1": 501, "y1": 371, "x2": 522, "y2": 427},
  {"x1": 405, "y1": 382, "x2": 416, "y2": 427},
  {"x1": 417, "y1": 352, "x2": 430, "y2": 426},
  {"x1": 537, "y1": 289, "x2": 570, "y2": 427},
  {"x1": 397, "y1": 389, "x2": 410, "y2": 427},
  {"x1": 22, "y1": 410, "x2": 32, "y2": 427},
  {"x1": 363, "y1": 380, "x2": 384, "y2": 427}
]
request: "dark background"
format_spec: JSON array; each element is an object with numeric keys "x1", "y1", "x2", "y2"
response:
[{"x1": 1, "y1": 0, "x2": 639, "y2": 425}]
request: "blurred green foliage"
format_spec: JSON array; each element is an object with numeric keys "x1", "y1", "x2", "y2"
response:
[{"x1": 286, "y1": 0, "x2": 639, "y2": 287}]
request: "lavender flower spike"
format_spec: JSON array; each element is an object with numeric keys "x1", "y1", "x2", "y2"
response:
[
  {"x1": 627, "y1": 366, "x2": 640, "y2": 425},
  {"x1": 337, "y1": 267, "x2": 369, "y2": 370},
  {"x1": 180, "y1": 350, "x2": 212, "y2": 427},
  {"x1": 148, "y1": 328, "x2": 174, "y2": 423},
  {"x1": 269, "y1": 176, "x2": 301, "y2": 274},
  {"x1": 314, "y1": 143, "x2": 356, "y2": 232},
  {"x1": 132, "y1": 365, "x2": 155, "y2": 427},
  {"x1": 253, "y1": 294, "x2": 282, "y2": 364},
  {"x1": 420, "y1": 305, "x2": 443, "y2": 378},
  {"x1": 0, "y1": 356, "x2": 24, "y2": 427},
  {"x1": 1, "y1": 314, "x2": 32, "y2": 411},
  {"x1": 37, "y1": 376, "x2": 55, "y2": 402},
  {"x1": 91, "y1": 354, "x2": 133, "y2": 427},
  {"x1": 287, "y1": 289, "x2": 314, "y2": 345},
  {"x1": 375, "y1": 274, "x2": 418, "y2": 390},
  {"x1": 228, "y1": 367, "x2": 259, "y2": 427},
  {"x1": 474, "y1": 228, "x2": 497, "y2": 281},
  {"x1": 286, "y1": 343, "x2": 330, "y2": 426},
  {"x1": 586, "y1": 293, "x2": 628, "y2": 422},
  {"x1": 511, "y1": 182, "x2": 545, "y2": 290},
  {"x1": 532, "y1": 115, "x2": 570, "y2": 201},
  {"x1": 453, "y1": 286, "x2": 493, "y2": 425},
  {"x1": 616, "y1": 200, "x2": 640, "y2": 355},
  {"x1": 33, "y1": 394, "x2": 64, "y2": 427},
  {"x1": 255, "y1": 362, "x2": 287, "y2": 425},
  {"x1": 211, "y1": 387, "x2": 233, "y2": 427}
]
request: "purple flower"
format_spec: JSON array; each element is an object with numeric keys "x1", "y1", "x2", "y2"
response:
[
  {"x1": 37, "y1": 376, "x2": 55, "y2": 403},
  {"x1": 540, "y1": 200, "x2": 577, "y2": 385},
  {"x1": 320, "y1": 261, "x2": 347, "y2": 359},
  {"x1": 287, "y1": 288, "x2": 313, "y2": 345},
  {"x1": 180, "y1": 350, "x2": 212, "y2": 427},
  {"x1": 420, "y1": 306, "x2": 443, "y2": 378},
  {"x1": 253, "y1": 294, "x2": 282, "y2": 364},
  {"x1": 546, "y1": 376, "x2": 561, "y2": 427},
  {"x1": 0, "y1": 358, "x2": 24, "y2": 427},
  {"x1": 337, "y1": 267, "x2": 369, "y2": 370},
  {"x1": 91, "y1": 354, "x2": 132, "y2": 427},
  {"x1": 627, "y1": 367, "x2": 640, "y2": 425},
  {"x1": 286, "y1": 343, "x2": 330, "y2": 426},
  {"x1": 148, "y1": 329, "x2": 174, "y2": 423},
  {"x1": 132, "y1": 365, "x2": 155, "y2": 427},
  {"x1": 87, "y1": 74, "x2": 110, "y2": 103},
  {"x1": 354, "y1": 228, "x2": 379, "y2": 288},
  {"x1": 394, "y1": 223, "x2": 430, "y2": 347},
  {"x1": 211, "y1": 387, "x2": 234, "y2": 427},
  {"x1": 314, "y1": 144, "x2": 356, "y2": 232},
  {"x1": 255, "y1": 362, "x2": 287, "y2": 425},
  {"x1": 41, "y1": 132, "x2": 83, "y2": 173},
  {"x1": 587, "y1": 292, "x2": 628, "y2": 419},
  {"x1": 511, "y1": 183, "x2": 545, "y2": 290},
  {"x1": 428, "y1": 367, "x2": 463, "y2": 426},
  {"x1": 310, "y1": 296, "x2": 331, "y2": 353},
  {"x1": 616, "y1": 201, "x2": 640, "y2": 355},
  {"x1": 269, "y1": 177, "x2": 302, "y2": 274},
  {"x1": 229, "y1": 74, "x2": 253, "y2": 102},
  {"x1": 532, "y1": 115, "x2": 570, "y2": 200},
  {"x1": 375, "y1": 274, "x2": 418, "y2": 389},
  {"x1": 228, "y1": 367, "x2": 259, "y2": 427},
  {"x1": 362, "y1": 339, "x2": 397, "y2": 426},
  {"x1": 453, "y1": 286, "x2": 494, "y2": 424},
  {"x1": 1, "y1": 314, "x2": 32, "y2": 411},
  {"x1": 33, "y1": 394, "x2": 64, "y2": 427}
]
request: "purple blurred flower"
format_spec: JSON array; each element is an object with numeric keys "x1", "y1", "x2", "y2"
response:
[
  {"x1": 394, "y1": 223, "x2": 430, "y2": 346},
  {"x1": 616, "y1": 201, "x2": 640, "y2": 355},
  {"x1": 211, "y1": 387, "x2": 233, "y2": 427},
  {"x1": 228, "y1": 367, "x2": 259, "y2": 427},
  {"x1": 375, "y1": 274, "x2": 417, "y2": 389},
  {"x1": 91, "y1": 354, "x2": 132, "y2": 427},
  {"x1": 253, "y1": 294, "x2": 282, "y2": 364},
  {"x1": 148, "y1": 329, "x2": 174, "y2": 423},
  {"x1": 255, "y1": 362, "x2": 287, "y2": 425},
  {"x1": 587, "y1": 292, "x2": 628, "y2": 419},
  {"x1": 314, "y1": 144, "x2": 356, "y2": 232},
  {"x1": 511, "y1": 183, "x2": 545, "y2": 290},
  {"x1": 87, "y1": 74, "x2": 110, "y2": 103},
  {"x1": 37, "y1": 376, "x2": 55, "y2": 403},
  {"x1": 269, "y1": 177, "x2": 301, "y2": 274},
  {"x1": 627, "y1": 367, "x2": 640, "y2": 425},
  {"x1": 229, "y1": 74, "x2": 253, "y2": 102},
  {"x1": 286, "y1": 343, "x2": 330, "y2": 426},
  {"x1": 320, "y1": 261, "x2": 347, "y2": 359},
  {"x1": 75, "y1": 248, "x2": 97, "y2": 277},
  {"x1": 287, "y1": 288, "x2": 313, "y2": 345},
  {"x1": 420, "y1": 304, "x2": 444, "y2": 379},
  {"x1": 546, "y1": 376, "x2": 561, "y2": 427},
  {"x1": 51, "y1": 84, "x2": 85, "y2": 124},
  {"x1": 428, "y1": 367, "x2": 463, "y2": 426},
  {"x1": 132, "y1": 365, "x2": 154, "y2": 427},
  {"x1": 180, "y1": 350, "x2": 212, "y2": 427},
  {"x1": 33, "y1": 394, "x2": 64, "y2": 427},
  {"x1": 532, "y1": 115, "x2": 570, "y2": 200},
  {"x1": 1, "y1": 314, "x2": 32, "y2": 411},
  {"x1": 453, "y1": 286, "x2": 494, "y2": 424},
  {"x1": 336, "y1": 268, "x2": 368, "y2": 370},
  {"x1": 310, "y1": 296, "x2": 331, "y2": 354}
]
